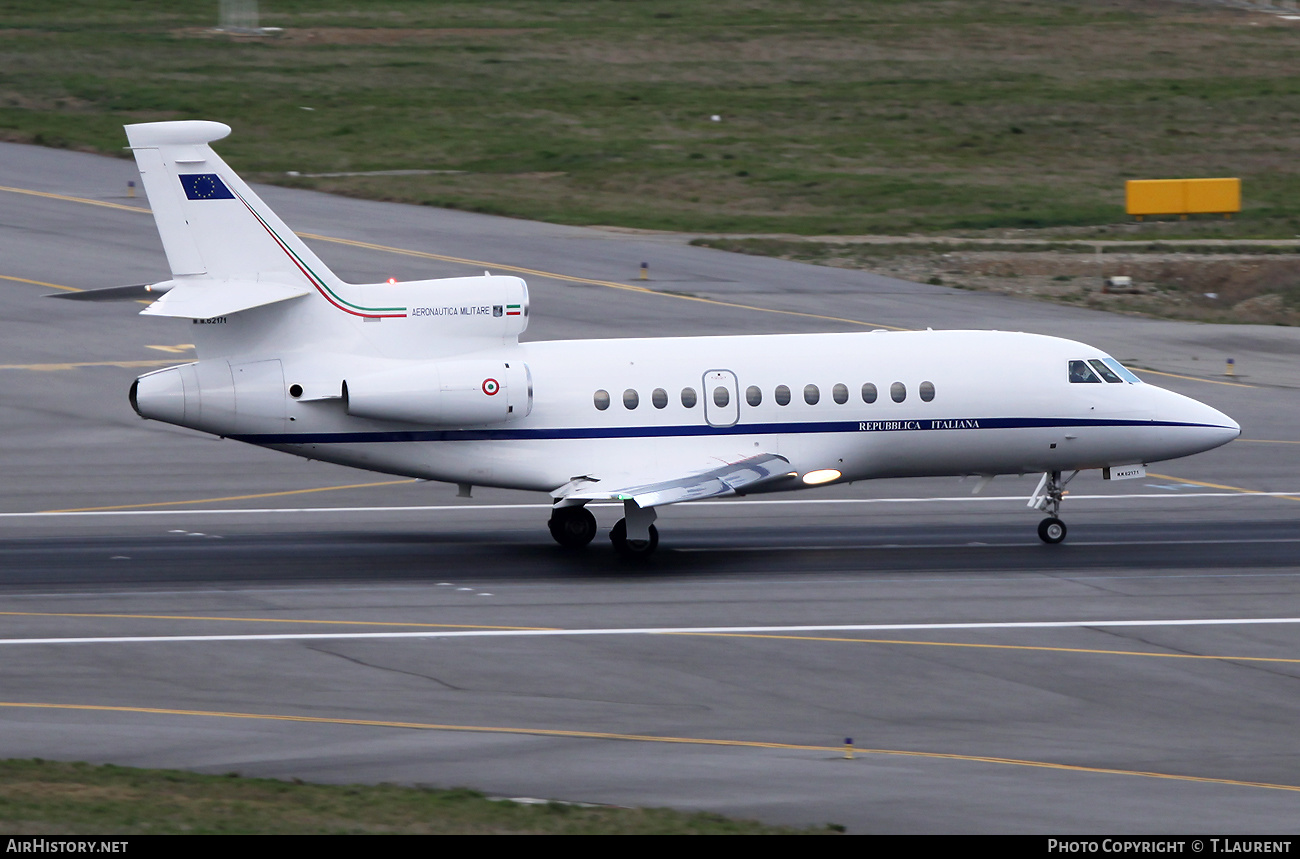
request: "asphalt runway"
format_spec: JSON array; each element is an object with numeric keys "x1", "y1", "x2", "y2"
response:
[{"x1": 1, "y1": 141, "x2": 1299, "y2": 833}]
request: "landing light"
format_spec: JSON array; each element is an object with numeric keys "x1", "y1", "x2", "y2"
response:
[{"x1": 802, "y1": 469, "x2": 841, "y2": 485}]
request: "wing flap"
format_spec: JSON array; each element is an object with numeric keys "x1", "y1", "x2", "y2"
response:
[{"x1": 561, "y1": 452, "x2": 793, "y2": 508}]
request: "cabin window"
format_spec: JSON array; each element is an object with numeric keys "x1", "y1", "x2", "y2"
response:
[
  {"x1": 804, "y1": 384, "x2": 820, "y2": 405},
  {"x1": 919, "y1": 381, "x2": 935, "y2": 402},
  {"x1": 681, "y1": 387, "x2": 698, "y2": 408},
  {"x1": 862, "y1": 383, "x2": 877, "y2": 404},
  {"x1": 713, "y1": 386, "x2": 730, "y2": 408},
  {"x1": 623, "y1": 388, "x2": 640, "y2": 409},
  {"x1": 775, "y1": 385, "x2": 791, "y2": 406},
  {"x1": 832, "y1": 383, "x2": 849, "y2": 405},
  {"x1": 594, "y1": 390, "x2": 610, "y2": 411},
  {"x1": 891, "y1": 381, "x2": 906, "y2": 403},
  {"x1": 746, "y1": 385, "x2": 762, "y2": 406},
  {"x1": 652, "y1": 388, "x2": 668, "y2": 409},
  {"x1": 1089, "y1": 360, "x2": 1123, "y2": 384},
  {"x1": 1069, "y1": 360, "x2": 1101, "y2": 383}
]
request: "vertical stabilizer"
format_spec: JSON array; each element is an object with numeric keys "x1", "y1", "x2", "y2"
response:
[
  {"x1": 125, "y1": 121, "x2": 342, "y2": 290},
  {"x1": 123, "y1": 120, "x2": 530, "y2": 363}
]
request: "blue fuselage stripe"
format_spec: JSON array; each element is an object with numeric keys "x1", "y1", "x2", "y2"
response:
[{"x1": 229, "y1": 417, "x2": 1226, "y2": 446}]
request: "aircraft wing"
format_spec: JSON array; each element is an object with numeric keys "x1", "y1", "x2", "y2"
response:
[{"x1": 558, "y1": 452, "x2": 793, "y2": 508}]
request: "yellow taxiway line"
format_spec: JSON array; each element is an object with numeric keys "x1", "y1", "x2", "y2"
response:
[
  {"x1": 0, "y1": 273, "x2": 83, "y2": 293},
  {"x1": 299, "y1": 231, "x2": 913, "y2": 332},
  {"x1": 673, "y1": 632, "x2": 1300, "y2": 664},
  {"x1": 41, "y1": 479, "x2": 419, "y2": 514},
  {"x1": 0, "y1": 184, "x2": 908, "y2": 330},
  {"x1": 0, "y1": 359, "x2": 180, "y2": 372},
  {"x1": 0, "y1": 185, "x2": 149, "y2": 214},
  {"x1": 1, "y1": 700, "x2": 1296, "y2": 793},
  {"x1": 1133, "y1": 368, "x2": 1255, "y2": 388},
  {"x1": 1148, "y1": 472, "x2": 1300, "y2": 503},
  {"x1": 6, "y1": 184, "x2": 1286, "y2": 378}
]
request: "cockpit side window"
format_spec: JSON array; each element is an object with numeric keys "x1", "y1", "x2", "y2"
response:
[
  {"x1": 1069, "y1": 360, "x2": 1101, "y2": 383},
  {"x1": 1089, "y1": 359, "x2": 1123, "y2": 383}
]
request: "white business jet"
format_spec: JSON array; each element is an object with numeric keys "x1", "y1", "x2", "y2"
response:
[{"x1": 114, "y1": 121, "x2": 1238, "y2": 556}]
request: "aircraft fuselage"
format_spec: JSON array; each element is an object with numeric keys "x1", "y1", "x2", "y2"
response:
[{"x1": 135, "y1": 329, "x2": 1238, "y2": 494}]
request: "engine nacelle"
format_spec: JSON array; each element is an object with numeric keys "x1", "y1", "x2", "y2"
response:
[
  {"x1": 344, "y1": 359, "x2": 532, "y2": 426},
  {"x1": 130, "y1": 359, "x2": 282, "y2": 435},
  {"x1": 130, "y1": 363, "x2": 196, "y2": 426}
]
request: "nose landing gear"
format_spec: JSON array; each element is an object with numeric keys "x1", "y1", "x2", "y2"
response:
[
  {"x1": 1029, "y1": 470, "x2": 1078, "y2": 544},
  {"x1": 1037, "y1": 516, "x2": 1067, "y2": 544}
]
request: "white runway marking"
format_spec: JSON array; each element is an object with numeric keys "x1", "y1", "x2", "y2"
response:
[
  {"x1": 3, "y1": 616, "x2": 1300, "y2": 646},
  {"x1": 676, "y1": 537, "x2": 1300, "y2": 552},
  {"x1": 4, "y1": 492, "x2": 1300, "y2": 518}
]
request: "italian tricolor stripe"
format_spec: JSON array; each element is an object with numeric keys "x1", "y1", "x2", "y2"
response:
[{"x1": 233, "y1": 189, "x2": 407, "y2": 319}]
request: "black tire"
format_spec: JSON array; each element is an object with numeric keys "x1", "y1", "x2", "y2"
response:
[
  {"x1": 609, "y1": 518, "x2": 659, "y2": 557},
  {"x1": 1038, "y1": 517, "x2": 1067, "y2": 544},
  {"x1": 548, "y1": 506, "x2": 597, "y2": 548}
]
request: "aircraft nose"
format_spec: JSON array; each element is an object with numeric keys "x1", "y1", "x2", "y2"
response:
[
  {"x1": 1215, "y1": 407, "x2": 1240, "y2": 437},
  {"x1": 1161, "y1": 389, "x2": 1240, "y2": 455},
  {"x1": 1205, "y1": 405, "x2": 1241, "y2": 448}
]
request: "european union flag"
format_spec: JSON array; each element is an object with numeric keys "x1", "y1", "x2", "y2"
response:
[{"x1": 179, "y1": 173, "x2": 235, "y2": 200}]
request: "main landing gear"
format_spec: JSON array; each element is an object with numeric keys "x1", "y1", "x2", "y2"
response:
[
  {"x1": 548, "y1": 500, "x2": 660, "y2": 557},
  {"x1": 548, "y1": 505, "x2": 597, "y2": 548},
  {"x1": 609, "y1": 518, "x2": 659, "y2": 557},
  {"x1": 609, "y1": 500, "x2": 659, "y2": 558},
  {"x1": 1029, "y1": 470, "x2": 1078, "y2": 545}
]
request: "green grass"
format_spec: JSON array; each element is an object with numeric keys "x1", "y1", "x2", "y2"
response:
[
  {"x1": 2, "y1": 0, "x2": 1300, "y2": 235},
  {"x1": 0, "y1": 759, "x2": 838, "y2": 834}
]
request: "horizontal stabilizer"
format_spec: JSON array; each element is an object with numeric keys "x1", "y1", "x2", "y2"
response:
[
  {"x1": 562, "y1": 452, "x2": 793, "y2": 508},
  {"x1": 48, "y1": 283, "x2": 173, "y2": 302},
  {"x1": 139, "y1": 279, "x2": 310, "y2": 319}
]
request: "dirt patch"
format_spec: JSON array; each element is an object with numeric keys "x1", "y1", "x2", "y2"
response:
[
  {"x1": 871, "y1": 251, "x2": 1300, "y2": 324},
  {"x1": 697, "y1": 238, "x2": 1300, "y2": 325}
]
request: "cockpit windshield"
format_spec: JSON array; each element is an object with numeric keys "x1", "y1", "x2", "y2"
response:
[
  {"x1": 1069, "y1": 357, "x2": 1143, "y2": 384},
  {"x1": 1089, "y1": 359, "x2": 1123, "y2": 383},
  {"x1": 1101, "y1": 357, "x2": 1143, "y2": 384}
]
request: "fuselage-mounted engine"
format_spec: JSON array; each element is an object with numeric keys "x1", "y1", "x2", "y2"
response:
[{"x1": 343, "y1": 359, "x2": 532, "y2": 426}]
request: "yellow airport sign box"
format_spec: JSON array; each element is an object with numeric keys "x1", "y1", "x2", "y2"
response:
[{"x1": 1126, "y1": 178, "x2": 1240, "y2": 218}]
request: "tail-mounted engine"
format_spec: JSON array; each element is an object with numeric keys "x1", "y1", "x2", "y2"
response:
[{"x1": 344, "y1": 359, "x2": 532, "y2": 426}]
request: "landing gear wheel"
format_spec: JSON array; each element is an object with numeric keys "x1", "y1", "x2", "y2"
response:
[
  {"x1": 548, "y1": 506, "x2": 597, "y2": 548},
  {"x1": 1038, "y1": 517, "x2": 1067, "y2": 545},
  {"x1": 610, "y1": 518, "x2": 659, "y2": 557}
]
